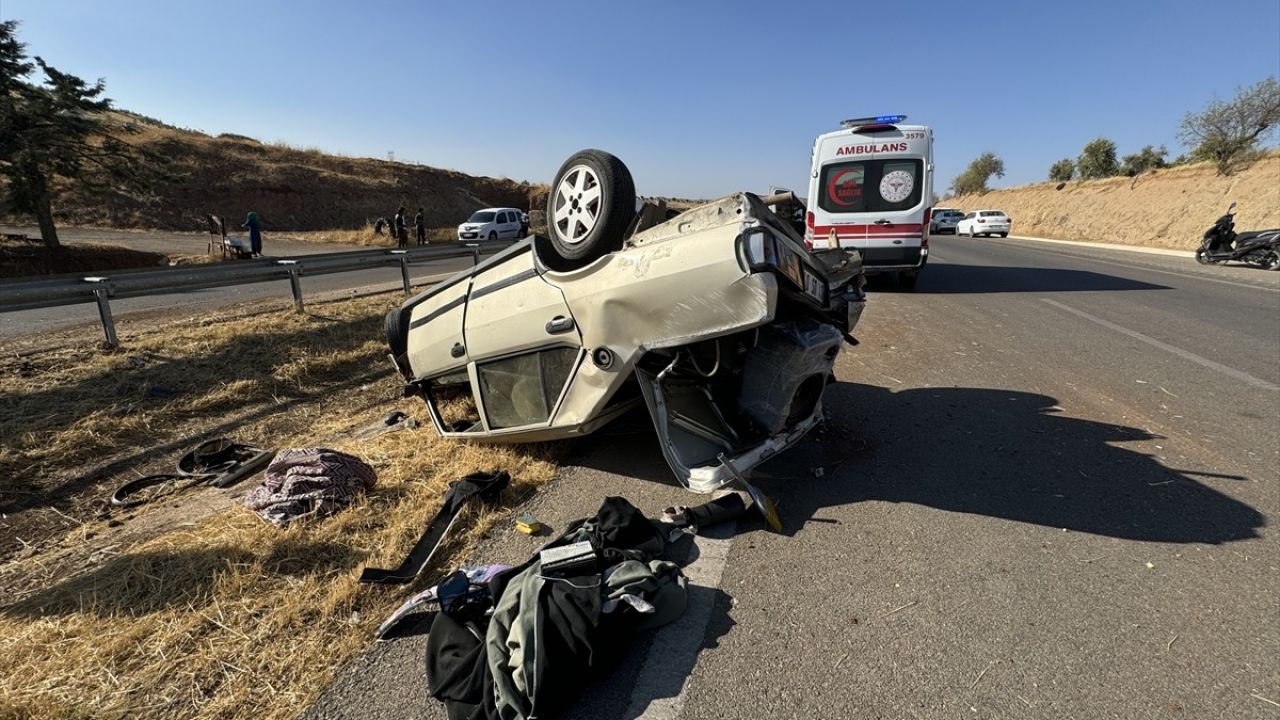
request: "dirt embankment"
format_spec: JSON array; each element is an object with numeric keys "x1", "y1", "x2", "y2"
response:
[
  {"x1": 6, "y1": 113, "x2": 550, "y2": 233},
  {"x1": 943, "y1": 153, "x2": 1280, "y2": 250}
]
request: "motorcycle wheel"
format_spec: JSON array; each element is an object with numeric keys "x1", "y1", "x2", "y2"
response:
[
  {"x1": 1259, "y1": 251, "x2": 1279, "y2": 270},
  {"x1": 1195, "y1": 248, "x2": 1216, "y2": 265}
]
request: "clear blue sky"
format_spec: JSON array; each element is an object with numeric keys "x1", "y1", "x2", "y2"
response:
[{"x1": 5, "y1": 0, "x2": 1279, "y2": 198}]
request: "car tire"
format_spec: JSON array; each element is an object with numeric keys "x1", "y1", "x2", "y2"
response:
[
  {"x1": 545, "y1": 149, "x2": 636, "y2": 267},
  {"x1": 487, "y1": 231, "x2": 497, "y2": 242},
  {"x1": 898, "y1": 270, "x2": 918, "y2": 290},
  {"x1": 998, "y1": 232, "x2": 1008, "y2": 238}
]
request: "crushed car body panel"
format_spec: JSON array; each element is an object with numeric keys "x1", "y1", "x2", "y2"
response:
[{"x1": 388, "y1": 191, "x2": 866, "y2": 489}]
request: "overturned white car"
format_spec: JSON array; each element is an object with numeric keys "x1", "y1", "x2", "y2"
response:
[{"x1": 386, "y1": 150, "x2": 867, "y2": 492}]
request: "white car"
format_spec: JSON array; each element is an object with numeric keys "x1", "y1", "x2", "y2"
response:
[
  {"x1": 930, "y1": 208, "x2": 964, "y2": 234},
  {"x1": 457, "y1": 207, "x2": 526, "y2": 242},
  {"x1": 388, "y1": 149, "x2": 868, "y2": 492},
  {"x1": 957, "y1": 210, "x2": 1011, "y2": 238}
]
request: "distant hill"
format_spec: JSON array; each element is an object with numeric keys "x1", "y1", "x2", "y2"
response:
[
  {"x1": 9, "y1": 111, "x2": 550, "y2": 232},
  {"x1": 941, "y1": 152, "x2": 1280, "y2": 250}
]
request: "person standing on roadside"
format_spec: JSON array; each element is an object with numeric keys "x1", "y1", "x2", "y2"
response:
[
  {"x1": 242, "y1": 211, "x2": 263, "y2": 256},
  {"x1": 394, "y1": 206, "x2": 408, "y2": 249},
  {"x1": 414, "y1": 207, "x2": 427, "y2": 246}
]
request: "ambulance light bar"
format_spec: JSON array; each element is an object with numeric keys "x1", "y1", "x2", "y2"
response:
[{"x1": 840, "y1": 114, "x2": 907, "y2": 128}]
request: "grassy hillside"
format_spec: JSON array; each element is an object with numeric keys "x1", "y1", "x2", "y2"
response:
[
  {"x1": 14, "y1": 112, "x2": 550, "y2": 232},
  {"x1": 943, "y1": 153, "x2": 1280, "y2": 250}
]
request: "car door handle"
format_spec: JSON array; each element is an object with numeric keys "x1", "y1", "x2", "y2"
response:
[
  {"x1": 874, "y1": 219, "x2": 893, "y2": 225},
  {"x1": 546, "y1": 316, "x2": 575, "y2": 334},
  {"x1": 450, "y1": 342, "x2": 465, "y2": 358}
]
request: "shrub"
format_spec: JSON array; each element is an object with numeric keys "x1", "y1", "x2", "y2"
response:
[
  {"x1": 1119, "y1": 145, "x2": 1168, "y2": 176},
  {"x1": 1048, "y1": 158, "x2": 1075, "y2": 182},
  {"x1": 1077, "y1": 138, "x2": 1120, "y2": 179}
]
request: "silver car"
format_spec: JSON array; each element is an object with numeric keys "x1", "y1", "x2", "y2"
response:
[
  {"x1": 386, "y1": 150, "x2": 867, "y2": 492},
  {"x1": 930, "y1": 208, "x2": 964, "y2": 234}
]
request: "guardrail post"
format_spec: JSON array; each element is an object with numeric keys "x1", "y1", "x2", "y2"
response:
[
  {"x1": 391, "y1": 250, "x2": 412, "y2": 294},
  {"x1": 288, "y1": 268, "x2": 304, "y2": 313},
  {"x1": 466, "y1": 243, "x2": 480, "y2": 267},
  {"x1": 93, "y1": 288, "x2": 118, "y2": 348}
]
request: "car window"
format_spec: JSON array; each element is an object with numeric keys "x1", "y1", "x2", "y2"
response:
[
  {"x1": 428, "y1": 368, "x2": 482, "y2": 432},
  {"x1": 817, "y1": 158, "x2": 923, "y2": 214},
  {"x1": 477, "y1": 347, "x2": 578, "y2": 429},
  {"x1": 964, "y1": 213, "x2": 975, "y2": 219},
  {"x1": 468, "y1": 211, "x2": 496, "y2": 223},
  {"x1": 980, "y1": 211, "x2": 1006, "y2": 217}
]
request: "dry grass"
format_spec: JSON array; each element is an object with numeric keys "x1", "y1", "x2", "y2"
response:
[
  {"x1": 0, "y1": 293, "x2": 560, "y2": 719},
  {"x1": 14, "y1": 112, "x2": 550, "y2": 234},
  {"x1": 284, "y1": 224, "x2": 460, "y2": 248},
  {"x1": 943, "y1": 152, "x2": 1280, "y2": 249}
]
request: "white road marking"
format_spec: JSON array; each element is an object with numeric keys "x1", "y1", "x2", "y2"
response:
[
  {"x1": 975, "y1": 237, "x2": 1280, "y2": 293},
  {"x1": 1041, "y1": 298, "x2": 1279, "y2": 391},
  {"x1": 1005, "y1": 233, "x2": 1195, "y2": 258},
  {"x1": 625, "y1": 522, "x2": 736, "y2": 720}
]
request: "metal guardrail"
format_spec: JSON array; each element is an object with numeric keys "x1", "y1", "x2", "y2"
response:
[{"x1": 0, "y1": 241, "x2": 507, "y2": 348}]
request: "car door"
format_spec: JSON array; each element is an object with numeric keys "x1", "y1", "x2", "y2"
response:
[
  {"x1": 463, "y1": 246, "x2": 583, "y2": 430},
  {"x1": 960, "y1": 212, "x2": 974, "y2": 234},
  {"x1": 502, "y1": 210, "x2": 520, "y2": 238}
]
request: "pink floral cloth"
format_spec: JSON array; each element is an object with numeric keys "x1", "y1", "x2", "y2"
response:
[{"x1": 244, "y1": 448, "x2": 376, "y2": 527}]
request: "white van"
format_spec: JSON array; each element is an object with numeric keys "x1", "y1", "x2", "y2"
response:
[
  {"x1": 457, "y1": 207, "x2": 526, "y2": 242},
  {"x1": 805, "y1": 115, "x2": 933, "y2": 288}
]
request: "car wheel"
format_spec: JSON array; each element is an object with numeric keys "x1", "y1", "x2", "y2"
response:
[
  {"x1": 545, "y1": 149, "x2": 636, "y2": 267},
  {"x1": 487, "y1": 231, "x2": 497, "y2": 242},
  {"x1": 998, "y1": 232, "x2": 1008, "y2": 238},
  {"x1": 898, "y1": 270, "x2": 918, "y2": 290}
]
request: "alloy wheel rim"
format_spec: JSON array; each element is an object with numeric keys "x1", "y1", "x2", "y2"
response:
[{"x1": 552, "y1": 165, "x2": 603, "y2": 245}]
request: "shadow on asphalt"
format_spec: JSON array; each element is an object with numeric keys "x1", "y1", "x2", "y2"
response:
[
  {"x1": 868, "y1": 263, "x2": 1170, "y2": 294},
  {"x1": 570, "y1": 385, "x2": 1262, "y2": 545}
]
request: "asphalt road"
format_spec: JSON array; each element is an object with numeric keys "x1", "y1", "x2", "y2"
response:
[
  {"x1": 0, "y1": 225, "x2": 490, "y2": 340},
  {"x1": 302, "y1": 233, "x2": 1279, "y2": 720}
]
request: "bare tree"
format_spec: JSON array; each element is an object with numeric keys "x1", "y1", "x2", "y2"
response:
[{"x1": 1178, "y1": 77, "x2": 1280, "y2": 175}]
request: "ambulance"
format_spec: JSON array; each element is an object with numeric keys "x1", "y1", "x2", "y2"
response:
[{"x1": 804, "y1": 115, "x2": 933, "y2": 288}]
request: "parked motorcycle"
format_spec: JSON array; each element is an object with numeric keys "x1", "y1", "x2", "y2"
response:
[{"x1": 1196, "y1": 201, "x2": 1280, "y2": 269}]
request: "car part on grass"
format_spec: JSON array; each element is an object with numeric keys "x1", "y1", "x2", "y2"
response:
[
  {"x1": 176, "y1": 438, "x2": 270, "y2": 479},
  {"x1": 111, "y1": 439, "x2": 275, "y2": 508},
  {"x1": 352, "y1": 410, "x2": 420, "y2": 440},
  {"x1": 111, "y1": 473, "x2": 205, "y2": 508},
  {"x1": 359, "y1": 470, "x2": 510, "y2": 584}
]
